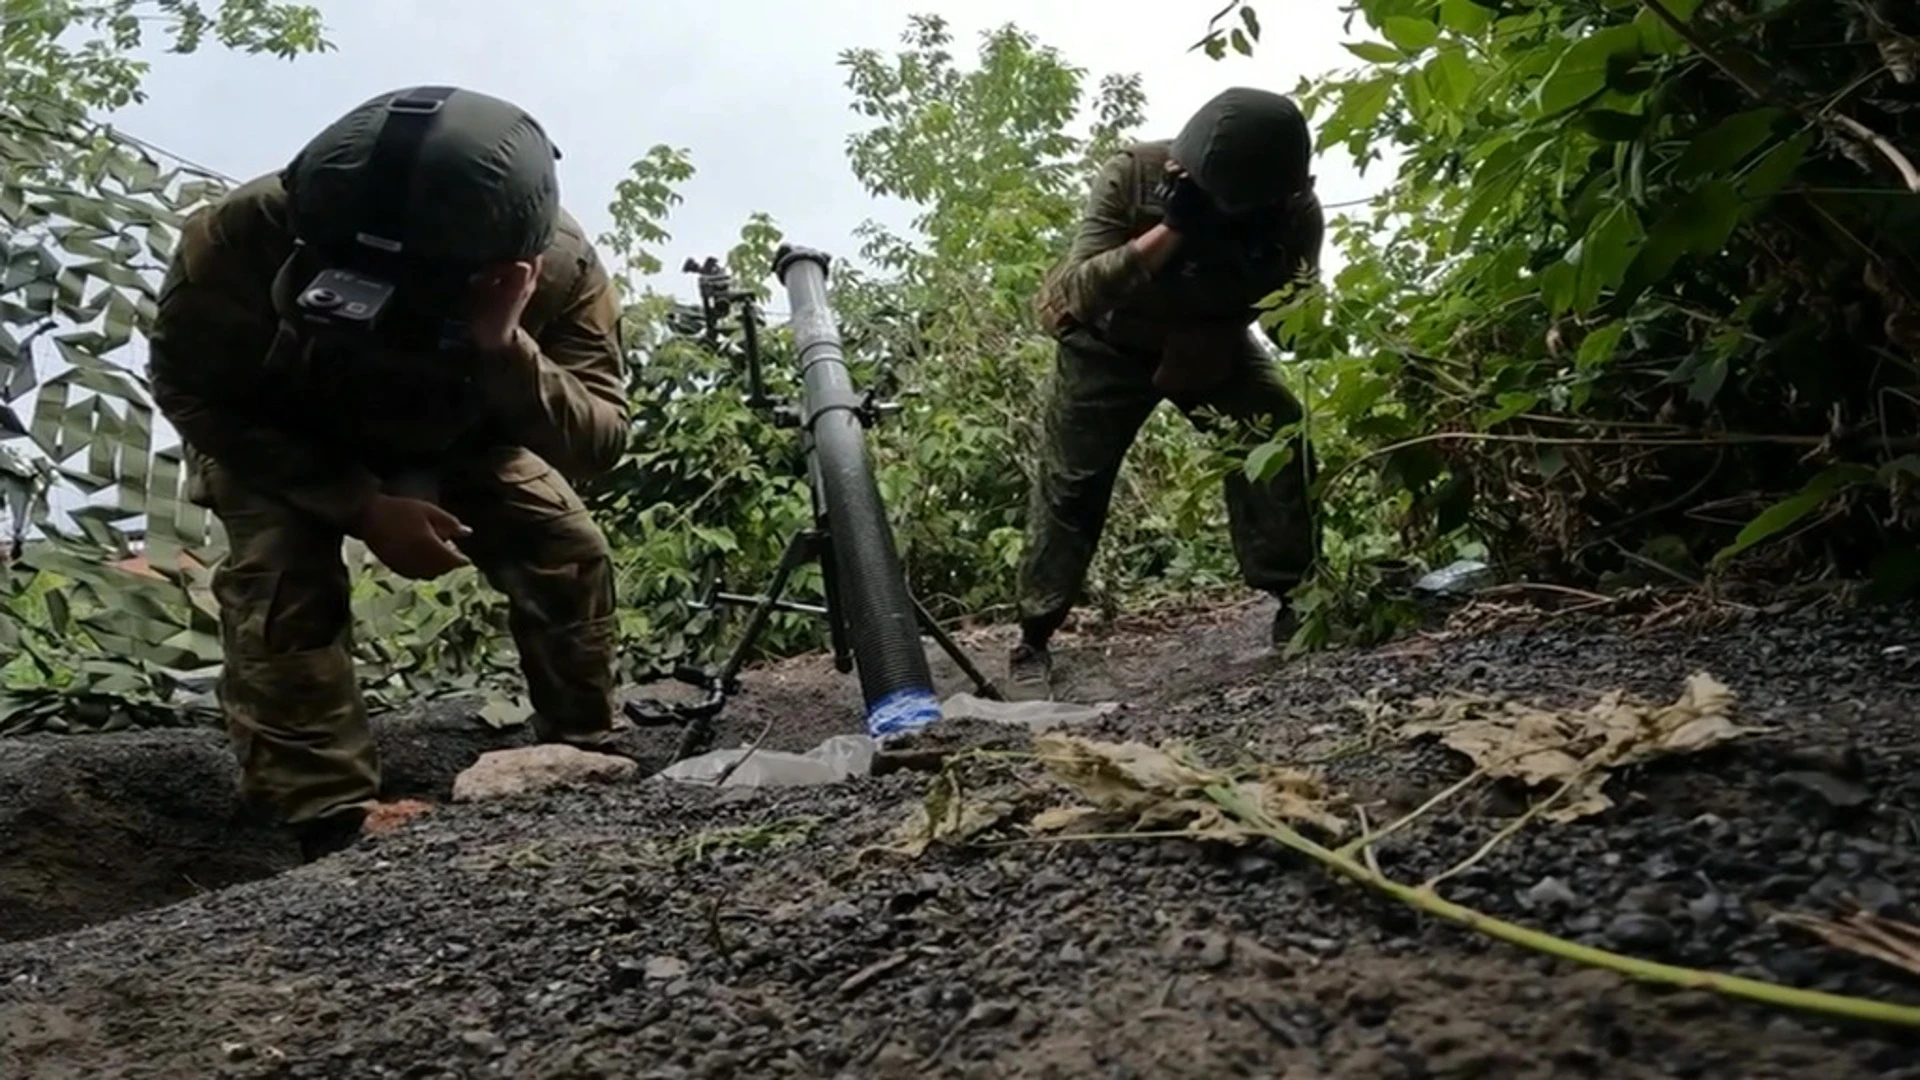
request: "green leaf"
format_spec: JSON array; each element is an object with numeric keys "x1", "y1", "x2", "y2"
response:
[
  {"x1": 1573, "y1": 204, "x2": 1645, "y2": 312},
  {"x1": 1688, "y1": 355, "x2": 1728, "y2": 404},
  {"x1": 1711, "y1": 464, "x2": 1878, "y2": 567},
  {"x1": 1424, "y1": 46, "x2": 1477, "y2": 111},
  {"x1": 1239, "y1": 6, "x2": 1261, "y2": 42},
  {"x1": 1439, "y1": 0, "x2": 1494, "y2": 35},
  {"x1": 1538, "y1": 260, "x2": 1578, "y2": 316},
  {"x1": 1479, "y1": 390, "x2": 1539, "y2": 427},
  {"x1": 1345, "y1": 41, "x2": 1406, "y2": 64},
  {"x1": 1672, "y1": 108, "x2": 1786, "y2": 183},
  {"x1": 1576, "y1": 323, "x2": 1627, "y2": 370},
  {"x1": 1380, "y1": 15, "x2": 1440, "y2": 53},
  {"x1": 1636, "y1": 0, "x2": 1704, "y2": 53},
  {"x1": 1245, "y1": 442, "x2": 1294, "y2": 484},
  {"x1": 1534, "y1": 25, "x2": 1643, "y2": 117},
  {"x1": 1673, "y1": 179, "x2": 1743, "y2": 256},
  {"x1": 1739, "y1": 130, "x2": 1813, "y2": 201}
]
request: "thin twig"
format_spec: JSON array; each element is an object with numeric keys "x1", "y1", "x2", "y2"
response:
[
  {"x1": 1335, "y1": 766, "x2": 1488, "y2": 859},
  {"x1": 1476, "y1": 582, "x2": 1615, "y2": 604},
  {"x1": 706, "y1": 713, "x2": 777, "y2": 789},
  {"x1": 1205, "y1": 785, "x2": 1920, "y2": 1028},
  {"x1": 1318, "y1": 428, "x2": 1894, "y2": 499},
  {"x1": 1425, "y1": 772, "x2": 1582, "y2": 890}
]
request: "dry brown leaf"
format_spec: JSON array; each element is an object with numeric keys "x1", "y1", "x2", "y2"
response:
[
  {"x1": 886, "y1": 787, "x2": 1026, "y2": 857},
  {"x1": 1398, "y1": 673, "x2": 1760, "y2": 823},
  {"x1": 1776, "y1": 907, "x2": 1920, "y2": 979},
  {"x1": 1029, "y1": 805, "x2": 1111, "y2": 833},
  {"x1": 1034, "y1": 733, "x2": 1347, "y2": 839}
]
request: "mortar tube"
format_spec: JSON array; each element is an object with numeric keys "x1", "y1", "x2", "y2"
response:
[{"x1": 773, "y1": 245, "x2": 941, "y2": 738}]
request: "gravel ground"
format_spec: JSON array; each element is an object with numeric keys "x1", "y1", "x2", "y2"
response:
[{"x1": 6, "y1": 594, "x2": 1920, "y2": 1078}]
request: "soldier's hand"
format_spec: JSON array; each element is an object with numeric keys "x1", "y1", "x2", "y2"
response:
[
  {"x1": 356, "y1": 493, "x2": 472, "y2": 580},
  {"x1": 1160, "y1": 174, "x2": 1217, "y2": 235},
  {"x1": 468, "y1": 256, "x2": 543, "y2": 352}
]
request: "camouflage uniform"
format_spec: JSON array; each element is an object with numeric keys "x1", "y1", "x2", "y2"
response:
[
  {"x1": 1018, "y1": 96, "x2": 1325, "y2": 664},
  {"x1": 148, "y1": 168, "x2": 629, "y2": 839}
]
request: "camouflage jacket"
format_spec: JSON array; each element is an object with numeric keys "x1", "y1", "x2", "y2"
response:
[
  {"x1": 148, "y1": 172, "x2": 629, "y2": 530},
  {"x1": 1034, "y1": 139, "x2": 1324, "y2": 353}
]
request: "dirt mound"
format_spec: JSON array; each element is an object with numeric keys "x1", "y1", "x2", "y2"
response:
[
  {"x1": 6, "y1": 597, "x2": 1920, "y2": 1077},
  {"x1": 0, "y1": 702, "x2": 531, "y2": 944}
]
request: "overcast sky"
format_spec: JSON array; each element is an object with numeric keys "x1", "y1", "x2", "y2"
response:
[
  {"x1": 107, "y1": 0, "x2": 1384, "y2": 287},
  {"x1": 13, "y1": 0, "x2": 1394, "y2": 536}
]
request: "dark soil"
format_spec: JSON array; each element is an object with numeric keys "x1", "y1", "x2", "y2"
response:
[
  {"x1": 0, "y1": 707, "x2": 527, "y2": 944},
  {"x1": 7, "y1": 595, "x2": 1920, "y2": 1078}
]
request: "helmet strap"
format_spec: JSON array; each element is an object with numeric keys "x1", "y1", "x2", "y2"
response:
[{"x1": 355, "y1": 85, "x2": 457, "y2": 260}]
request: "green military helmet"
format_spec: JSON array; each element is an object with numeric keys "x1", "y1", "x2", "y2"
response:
[
  {"x1": 281, "y1": 85, "x2": 561, "y2": 269},
  {"x1": 1170, "y1": 87, "x2": 1311, "y2": 217}
]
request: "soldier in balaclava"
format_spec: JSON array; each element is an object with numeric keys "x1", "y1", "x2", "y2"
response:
[
  {"x1": 147, "y1": 86, "x2": 630, "y2": 859},
  {"x1": 1013, "y1": 86, "x2": 1326, "y2": 696}
]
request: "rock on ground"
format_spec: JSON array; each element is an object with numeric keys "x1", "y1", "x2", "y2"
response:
[
  {"x1": 451, "y1": 744, "x2": 641, "y2": 802},
  {"x1": 5, "y1": 597, "x2": 1920, "y2": 1077}
]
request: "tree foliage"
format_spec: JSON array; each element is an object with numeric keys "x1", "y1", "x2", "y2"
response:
[
  {"x1": 8, "y1": 1, "x2": 1917, "y2": 734},
  {"x1": 1, "y1": 11, "x2": 1251, "y2": 734},
  {"x1": 1194, "y1": 0, "x2": 1920, "y2": 646}
]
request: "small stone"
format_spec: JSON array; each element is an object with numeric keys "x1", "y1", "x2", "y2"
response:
[
  {"x1": 1686, "y1": 892, "x2": 1723, "y2": 923},
  {"x1": 1234, "y1": 853, "x2": 1280, "y2": 880},
  {"x1": 460, "y1": 1029, "x2": 506, "y2": 1056},
  {"x1": 819, "y1": 901, "x2": 861, "y2": 924},
  {"x1": 1231, "y1": 936, "x2": 1295, "y2": 977},
  {"x1": 1619, "y1": 884, "x2": 1678, "y2": 916},
  {"x1": 1854, "y1": 878, "x2": 1905, "y2": 917},
  {"x1": 221, "y1": 1042, "x2": 254, "y2": 1062},
  {"x1": 1058, "y1": 943, "x2": 1086, "y2": 964},
  {"x1": 1163, "y1": 930, "x2": 1232, "y2": 970},
  {"x1": 644, "y1": 955, "x2": 690, "y2": 981},
  {"x1": 1029, "y1": 869, "x2": 1071, "y2": 892},
  {"x1": 1771, "y1": 771, "x2": 1871, "y2": 809},
  {"x1": 1525, "y1": 876, "x2": 1577, "y2": 910},
  {"x1": 965, "y1": 1001, "x2": 1017, "y2": 1028},
  {"x1": 1605, "y1": 914, "x2": 1675, "y2": 951}
]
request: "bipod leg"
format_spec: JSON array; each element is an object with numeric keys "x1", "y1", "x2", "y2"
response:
[
  {"x1": 650, "y1": 526, "x2": 818, "y2": 764},
  {"x1": 714, "y1": 527, "x2": 817, "y2": 691},
  {"x1": 815, "y1": 528, "x2": 854, "y2": 674},
  {"x1": 911, "y1": 593, "x2": 1004, "y2": 701}
]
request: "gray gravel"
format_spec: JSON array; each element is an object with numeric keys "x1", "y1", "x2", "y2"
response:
[{"x1": 5, "y1": 596, "x2": 1920, "y2": 1078}]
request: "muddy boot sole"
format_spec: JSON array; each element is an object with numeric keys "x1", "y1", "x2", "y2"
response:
[{"x1": 1005, "y1": 643, "x2": 1055, "y2": 702}]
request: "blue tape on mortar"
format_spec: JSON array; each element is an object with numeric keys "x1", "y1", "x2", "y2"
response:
[{"x1": 865, "y1": 688, "x2": 942, "y2": 738}]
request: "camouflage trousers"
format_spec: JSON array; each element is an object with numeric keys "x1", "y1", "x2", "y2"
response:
[
  {"x1": 1015, "y1": 326, "x2": 1320, "y2": 639},
  {"x1": 196, "y1": 446, "x2": 618, "y2": 829}
]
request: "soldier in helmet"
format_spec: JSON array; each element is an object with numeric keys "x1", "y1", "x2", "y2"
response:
[
  {"x1": 1012, "y1": 86, "x2": 1326, "y2": 696},
  {"x1": 147, "y1": 86, "x2": 630, "y2": 860}
]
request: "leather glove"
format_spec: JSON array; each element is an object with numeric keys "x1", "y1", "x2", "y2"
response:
[{"x1": 1159, "y1": 175, "x2": 1218, "y2": 236}]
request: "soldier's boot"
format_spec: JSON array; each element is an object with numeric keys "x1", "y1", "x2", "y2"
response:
[
  {"x1": 1270, "y1": 599, "x2": 1300, "y2": 652},
  {"x1": 290, "y1": 799, "x2": 435, "y2": 862},
  {"x1": 519, "y1": 613, "x2": 630, "y2": 753},
  {"x1": 1005, "y1": 615, "x2": 1061, "y2": 701},
  {"x1": 1007, "y1": 640, "x2": 1054, "y2": 700},
  {"x1": 294, "y1": 807, "x2": 366, "y2": 862}
]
